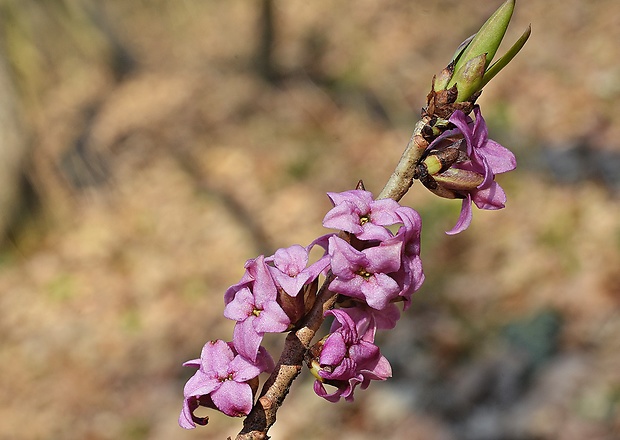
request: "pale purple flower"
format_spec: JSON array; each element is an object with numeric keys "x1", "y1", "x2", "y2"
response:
[
  {"x1": 224, "y1": 254, "x2": 277, "y2": 305},
  {"x1": 266, "y1": 243, "x2": 330, "y2": 297},
  {"x1": 224, "y1": 256, "x2": 290, "y2": 361},
  {"x1": 179, "y1": 340, "x2": 274, "y2": 429},
  {"x1": 323, "y1": 190, "x2": 402, "y2": 241},
  {"x1": 328, "y1": 236, "x2": 403, "y2": 310},
  {"x1": 312, "y1": 309, "x2": 392, "y2": 402}
]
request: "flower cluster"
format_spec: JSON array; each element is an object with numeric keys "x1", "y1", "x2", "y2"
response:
[
  {"x1": 325, "y1": 191, "x2": 424, "y2": 310},
  {"x1": 179, "y1": 189, "x2": 424, "y2": 427},
  {"x1": 306, "y1": 190, "x2": 424, "y2": 401},
  {"x1": 177, "y1": 111, "x2": 515, "y2": 429}
]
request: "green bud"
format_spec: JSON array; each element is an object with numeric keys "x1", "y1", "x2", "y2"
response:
[
  {"x1": 442, "y1": 0, "x2": 530, "y2": 102},
  {"x1": 480, "y1": 24, "x2": 531, "y2": 89},
  {"x1": 449, "y1": 53, "x2": 487, "y2": 103},
  {"x1": 423, "y1": 155, "x2": 444, "y2": 175},
  {"x1": 433, "y1": 62, "x2": 455, "y2": 91},
  {"x1": 423, "y1": 144, "x2": 463, "y2": 175},
  {"x1": 452, "y1": 0, "x2": 515, "y2": 76}
]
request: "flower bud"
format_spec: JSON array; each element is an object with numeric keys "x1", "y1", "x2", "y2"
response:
[
  {"x1": 433, "y1": 0, "x2": 530, "y2": 103},
  {"x1": 423, "y1": 144, "x2": 463, "y2": 175},
  {"x1": 449, "y1": 53, "x2": 486, "y2": 104},
  {"x1": 433, "y1": 62, "x2": 455, "y2": 91},
  {"x1": 432, "y1": 168, "x2": 485, "y2": 191},
  {"x1": 451, "y1": 0, "x2": 515, "y2": 78}
]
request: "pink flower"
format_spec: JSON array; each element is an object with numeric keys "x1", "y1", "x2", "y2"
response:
[
  {"x1": 323, "y1": 190, "x2": 402, "y2": 241},
  {"x1": 328, "y1": 236, "x2": 403, "y2": 310},
  {"x1": 424, "y1": 106, "x2": 516, "y2": 234},
  {"x1": 389, "y1": 206, "x2": 425, "y2": 308},
  {"x1": 311, "y1": 309, "x2": 392, "y2": 402},
  {"x1": 224, "y1": 256, "x2": 290, "y2": 361},
  {"x1": 179, "y1": 340, "x2": 273, "y2": 429},
  {"x1": 265, "y1": 243, "x2": 330, "y2": 297}
]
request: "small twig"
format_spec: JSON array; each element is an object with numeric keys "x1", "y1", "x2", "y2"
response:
[
  {"x1": 377, "y1": 118, "x2": 429, "y2": 202},
  {"x1": 235, "y1": 274, "x2": 337, "y2": 440}
]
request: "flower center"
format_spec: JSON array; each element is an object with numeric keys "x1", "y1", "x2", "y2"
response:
[
  {"x1": 219, "y1": 372, "x2": 234, "y2": 382},
  {"x1": 356, "y1": 269, "x2": 372, "y2": 279}
]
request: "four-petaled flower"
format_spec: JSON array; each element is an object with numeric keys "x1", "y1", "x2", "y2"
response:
[
  {"x1": 447, "y1": 106, "x2": 516, "y2": 234},
  {"x1": 328, "y1": 235, "x2": 403, "y2": 310},
  {"x1": 224, "y1": 256, "x2": 291, "y2": 361},
  {"x1": 323, "y1": 190, "x2": 402, "y2": 241}
]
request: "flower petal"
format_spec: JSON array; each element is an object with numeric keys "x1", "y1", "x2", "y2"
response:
[
  {"x1": 472, "y1": 182, "x2": 506, "y2": 210},
  {"x1": 183, "y1": 370, "x2": 220, "y2": 397},
  {"x1": 320, "y1": 332, "x2": 347, "y2": 366},
  {"x1": 254, "y1": 300, "x2": 290, "y2": 333},
  {"x1": 179, "y1": 396, "x2": 205, "y2": 429},
  {"x1": 322, "y1": 201, "x2": 364, "y2": 235},
  {"x1": 446, "y1": 196, "x2": 473, "y2": 235},
  {"x1": 328, "y1": 236, "x2": 366, "y2": 279},
  {"x1": 200, "y1": 340, "x2": 234, "y2": 376},
  {"x1": 211, "y1": 380, "x2": 254, "y2": 417},
  {"x1": 232, "y1": 319, "x2": 262, "y2": 362},
  {"x1": 364, "y1": 241, "x2": 403, "y2": 275},
  {"x1": 230, "y1": 355, "x2": 262, "y2": 382},
  {"x1": 223, "y1": 287, "x2": 254, "y2": 322},
  {"x1": 479, "y1": 139, "x2": 517, "y2": 174},
  {"x1": 360, "y1": 273, "x2": 400, "y2": 310},
  {"x1": 368, "y1": 198, "x2": 401, "y2": 225}
]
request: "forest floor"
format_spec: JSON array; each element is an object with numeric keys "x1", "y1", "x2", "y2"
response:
[{"x1": 1, "y1": 1, "x2": 619, "y2": 439}]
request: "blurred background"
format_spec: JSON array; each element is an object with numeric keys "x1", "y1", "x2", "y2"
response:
[{"x1": 0, "y1": 1, "x2": 619, "y2": 439}]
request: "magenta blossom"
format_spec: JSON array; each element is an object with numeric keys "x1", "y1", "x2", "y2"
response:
[
  {"x1": 311, "y1": 309, "x2": 392, "y2": 402},
  {"x1": 223, "y1": 256, "x2": 290, "y2": 361},
  {"x1": 390, "y1": 206, "x2": 425, "y2": 308},
  {"x1": 323, "y1": 190, "x2": 402, "y2": 241},
  {"x1": 446, "y1": 106, "x2": 516, "y2": 234},
  {"x1": 339, "y1": 302, "x2": 402, "y2": 332},
  {"x1": 179, "y1": 340, "x2": 274, "y2": 429},
  {"x1": 328, "y1": 236, "x2": 403, "y2": 310},
  {"x1": 425, "y1": 106, "x2": 516, "y2": 235},
  {"x1": 452, "y1": 106, "x2": 517, "y2": 183}
]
